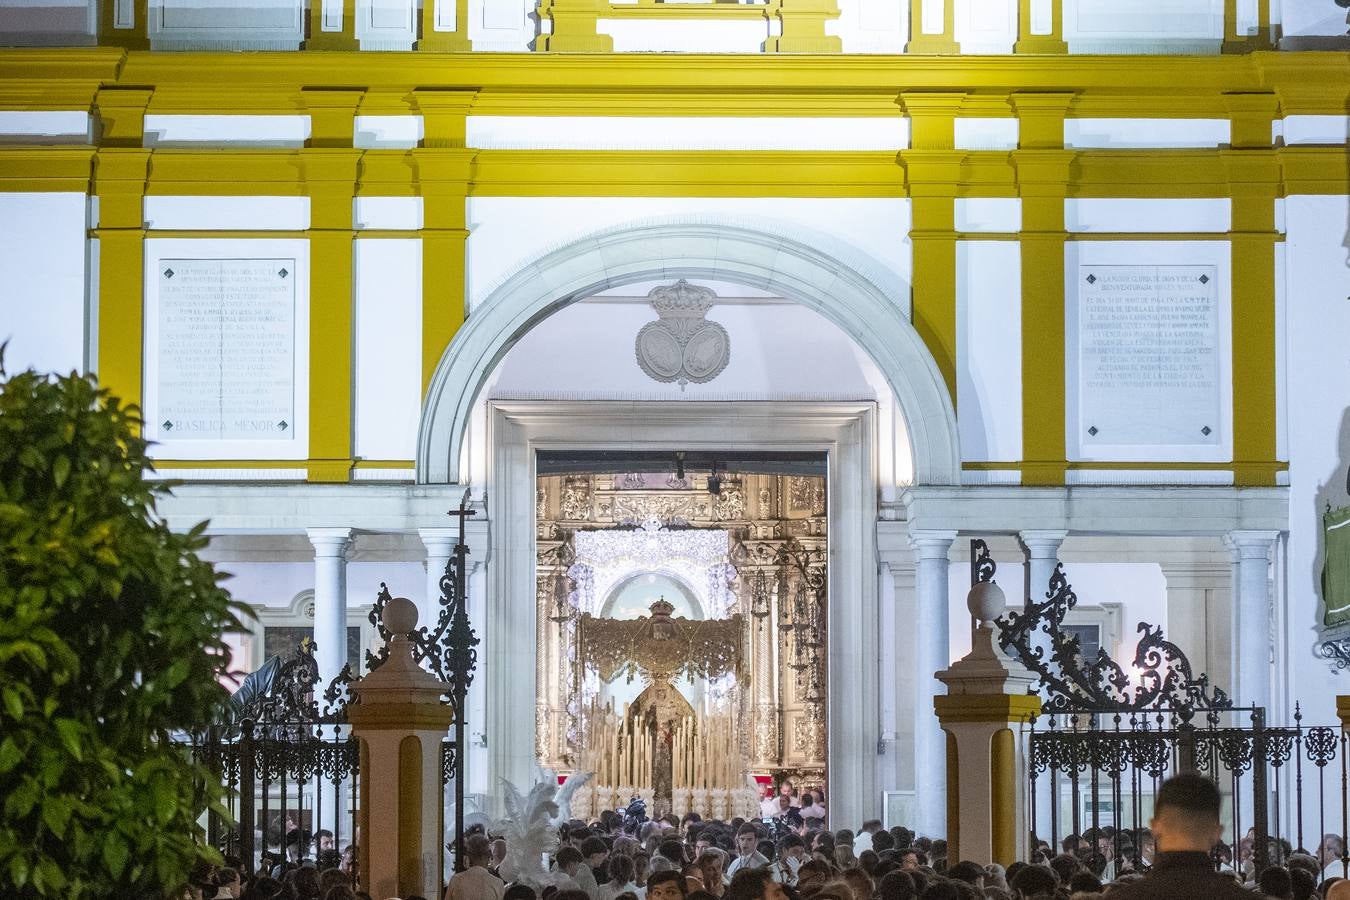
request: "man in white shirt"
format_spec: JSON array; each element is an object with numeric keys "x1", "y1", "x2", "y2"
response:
[
  {"x1": 445, "y1": 834, "x2": 506, "y2": 900},
  {"x1": 726, "y1": 824, "x2": 771, "y2": 883},
  {"x1": 759, "y1": 786, "x2": 779, "y2": 820}
]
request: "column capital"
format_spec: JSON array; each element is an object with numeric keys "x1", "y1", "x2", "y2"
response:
[
  {"x1": 1018, "y1": 530, "x2": 1068, "y2": 556},
  {"x1": 418, "y1": 526, "x2": 460, "y2": 554},
  {"x1": 909, "y1": 529, "x2": 958, "y2": 560},
  {"x1": 1227, "y1": 530, "x2": 1279, "y2": 559},
  {"x1": 308, "y1": 527, "x2": 354, "y2": 556}
]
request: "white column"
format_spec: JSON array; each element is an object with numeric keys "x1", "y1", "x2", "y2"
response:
[
  {"x1": 911, "y1": 529, "x2": 956, "y2": 839},
  {"x1": 1019, "y1": 530, "x2": 1067, "y2": 609},
  {"x1": 308, "y1": 527, "x2": 353, "y2": 689},
  {"x1": 418, "y1": 527, "x2": 458, "y2": 631},
  {"x1": 1228, "y1": 530, "x2": 1277, "y2": 712},
  {"x1": 1018, "y1": 530, "x2": 1065, "y2": 843}
]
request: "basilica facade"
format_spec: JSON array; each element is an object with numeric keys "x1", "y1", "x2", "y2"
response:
[{"x1": 2, "y1": 0, "x2": 1349, "y2": 855}]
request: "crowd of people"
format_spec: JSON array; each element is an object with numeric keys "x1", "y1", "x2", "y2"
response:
[{"x1": 182, "y1": 774, "x2": 1350, "y2": 900}]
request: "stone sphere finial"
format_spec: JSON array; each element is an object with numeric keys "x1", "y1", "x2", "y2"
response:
[
  {"x1": 967, "y1": 580, "x2": 1006, "y2": 626},
  {"x1": 383, "y1": 596, "x2": 419, "y2": 637}
]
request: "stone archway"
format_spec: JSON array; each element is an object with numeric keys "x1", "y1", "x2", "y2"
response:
[{"x1": 417, "y1": 221, "x2": 960, "y2": 486}]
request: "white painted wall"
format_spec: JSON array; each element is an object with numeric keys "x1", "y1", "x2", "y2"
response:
[
  {"x1": 1064, "y1": 0, "x2": 1223, "y2": 53},
  {"x1": 0, "y1": 111, "x2": 91, "y2": 143},
  {"x1": 0, "y1": 192, "x2": 89, "y2": 375},
  {"x1": 144, "y1": 195, "x2": 311, "y2": 230},
  {"x1": 1064, "y1": 198, "x2": 1230, "y2": 233},
  {"x1": 598, "y1": 18, "x2": 768, "y2": 53},
  {"x1": 831, "y1": 0, "x2": 907, "y2": 53},
  {"x1": 1282, "y1": 194, "x2": 1350, "y2": 727},
  {"x1": 354, "y1": 238, "x2": 423, "y2": 460},
  {"x1": 1064, "y1": 118, "x2": 1230, "y2": 149},
  {"x1": 0, "y1": 0, "x2": 96, "y2": 45},
  {"x1": 955, "y1": 0, "x2": 1016, "y2": 54},
  {"x1": 956, "y1": 240, "x2": 1022, "y2": 464},
  {"x1": 143, "y1": 115, "x2": 311, "y2": 147},
  {"x1": 464, "y1": 197, "x2": 912, "y2": 315}
]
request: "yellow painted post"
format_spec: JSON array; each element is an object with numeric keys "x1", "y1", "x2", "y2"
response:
[
  {"x1": 418, "y1": 0, "x2": 472, "y2": 50},
  {"x1": 413, "y1": 90, "x2": 476, "y2": 399},
  {"x1": 1011, "y1": 92, "x2": 1074, "y2": 487},
  {"x1": 1223, "y1": 0, "x2": 1272, "y2": 53},
  {"x1": 303, "y1": 150, "x2": 362, "y2": 482},
  {"x1": 93, "y1": 149, "x2": 152, "y2": 417},
  {"x1": 764, "y1": 0, "x2": 843, "y2": 53},
  {"x1": 1222, "y1": 94, "x2": 1281, "y2": 486},
  {"x1": 935, "y1": 581, "x2": 1040, "y2": 867},
  {"x1": 98, "y1": 0, "x2": 149, "y2": 49},
  {"x1": 1014, "y1": 0, "x2": 1066, "y2": 54},
  {"x1": 898, "y1": 92, "x2": 966, "y2": 405},
  {"x1": 539, "y1": 0, "x2": 614, "y2": 52},
  {"x1": 307, "y1": 0, "x2": 359, "y2": 49},
  {"x1": 906, "y1": 0, "x2": 959, "y2": 54}
]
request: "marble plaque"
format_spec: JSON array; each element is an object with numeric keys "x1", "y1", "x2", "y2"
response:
[
  {"x1": 155, "y1": 258, "x2": 296, "y2": 440},
  {"x1": 1078, "y1": 264, "x2": 1219, "y2": 447}
]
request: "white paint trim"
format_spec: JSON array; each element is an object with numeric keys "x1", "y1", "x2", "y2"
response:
[
  {"x1": 419, "y1": 222, "x2": 959, "y2": 486},
  {"x1": 466, "y1": 116, "x2": 910, "y2": 151}
]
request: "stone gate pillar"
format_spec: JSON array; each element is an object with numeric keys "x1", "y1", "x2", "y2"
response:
[
  {"x1": 935, "y1": 579, "x2": 1040, "y2": 866},
  {"x1": 348, "y1": 597, "x2": 454, "y2": 900}
]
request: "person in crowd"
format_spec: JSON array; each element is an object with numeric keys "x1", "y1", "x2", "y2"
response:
[
  {"x1": 759, "y1": 785, "x2": 779, "y2": 820},
  {"x1": 798, "y1": 792, "x2": 826, "y2": 824},
  {"x1": 553, "y1": 846, "x2": 587, "y2": 893},
  {"x1": 583, "y1": 836, "x2": 612, "y2": 887},
  {"x1": 768, "y1": 834, "x2": 805, "y2": 886},
  {"x1": 599, "y1": 853, "x2": 643, "y2": 900},
  {"x1": 1106, "y1": 772, "x2": 1259, "y2": 899},
  {"x1": 693, "y1": 848, "x2": 726, "y2": 897},
  {"x1": 445, "y1": 833, "x2": 507, "y2": 900},
  {"x1": 645, "y1": 870, "x2": 688, "y2": 900},
  {"x1": 504, "y1": 886, "x2": 538, "y2": 900},
  {"x1": 724, "y1": 867, "x2": 788, "y2": 900},
  {"x1": 727, "y1": 824, "x2": 771, "y2": 880},
  {"x1": 1322, "y1": 833, "x2": 1348, "y2": 882}
]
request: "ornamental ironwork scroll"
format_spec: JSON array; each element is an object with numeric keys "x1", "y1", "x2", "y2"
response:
[{"x1": 977, "y1": 537, "x2": 1231, "y2": 716}]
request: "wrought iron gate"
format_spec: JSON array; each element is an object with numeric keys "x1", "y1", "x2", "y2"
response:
[{"x1": 972, "y1": 538, "x2": 1350, "y2": 877}]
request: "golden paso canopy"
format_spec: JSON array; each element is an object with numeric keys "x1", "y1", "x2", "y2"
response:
[{"x1": 578, "y1": 597, "x2": 746, "y2": 685}]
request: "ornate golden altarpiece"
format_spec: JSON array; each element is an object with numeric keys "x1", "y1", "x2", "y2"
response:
[{"x1": 535, "y1": 471, "x2": 828, "y2": 794}]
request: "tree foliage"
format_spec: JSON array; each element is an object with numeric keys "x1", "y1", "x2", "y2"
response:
[{"x1": 0, "y1": 357, "x2": 246, "y2": 898}]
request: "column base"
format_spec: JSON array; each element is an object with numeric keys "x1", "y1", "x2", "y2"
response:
[
  {"x1": 765, "y1": 35, "x2": 843, "y2": 52},
  {"x1": 906, "y1": 36, "x2": 960, "y2": 54},
  {"x1": 541, "y1": 33, "x2": 614, "y2": 51},
  {"x1": 308, "y1": 459, "x2": 354, "y2": 482},
  {"x1": 1014, "y1": 37, "x2": 1067, "y2": 53}
]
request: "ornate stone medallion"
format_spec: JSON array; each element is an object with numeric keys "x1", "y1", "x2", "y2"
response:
[{"x1": 634, "y1": 280, "x2": 731, "y2": 387}]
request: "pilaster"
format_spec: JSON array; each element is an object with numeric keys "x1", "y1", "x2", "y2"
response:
[
  {"x1": 1223, "y1": 148, "x2": 1282, "y2": 487},
  {"x1": 412, "y1": 97, "x2": 474, "y2": 395},
  {"x1": 98, "y1": 0, "x2": 149, "y2": 50},
  {"x1": 539, "y1": 0, "x2": 614, "y2": 52},
  {"x1": 93, "y1": 148, "x2": 151, "y2": 414},
  {"x1": 308, "y1": 0, "x2": 359, "y2": 50},
  {"x1": 308, "y1": 527, "x2": 354, "y2": 688},
  {"x1": 419, "y1": 0, "x2": 472, "y2": 50},
  {"x1": 905, "y1": 0, "x2": 959, "y2": 54},
  {"x1": 1010, "y1": 92, "x2": 1074, "y2": 487},
  {"x1": 764, "y1": 0, "x2": 842, "y2": 53},
  {"x1": 1222, "y1": 0, "x2": 1273, "y2": 54},
  {"x1": 910, "y1": 529, "x2": 957, "y2": 839},
  {"x1": 1014, "y1": 0, "x2": 1066, "y2": 54},
  {"x1": 303, "y1": 150, "x2": 362, "y2": 482}
]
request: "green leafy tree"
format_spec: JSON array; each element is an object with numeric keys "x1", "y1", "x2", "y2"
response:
[{"x1": 0, "y1": 356, "x2": 246, "y2": 898}]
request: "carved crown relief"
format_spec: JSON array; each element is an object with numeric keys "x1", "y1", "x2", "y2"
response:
[{"x1": 635, "y1": 280, "x2": 731, "y2": 387}]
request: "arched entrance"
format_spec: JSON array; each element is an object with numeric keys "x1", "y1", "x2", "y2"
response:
[
  {"x1": 420, "y1": 222, "x2": 960, "y2": 826},
  {"x1": 417, "y1": 221, "x2": 960, "y2": 486}
]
